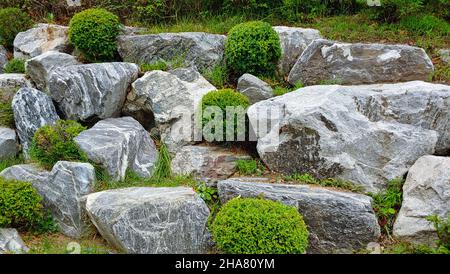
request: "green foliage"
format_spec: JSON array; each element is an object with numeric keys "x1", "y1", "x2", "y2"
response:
[
  {"x1": 0, "y1": 8, "x2": 32, "y2": 48},
  {"x1": 211, "y1": 197, "x2": 309, "y2": 254},
  {"x1": 201, "y1": 89, "x2": 250, "y2": 142},
  {"x1": 0, "y1": 102, "x2": 14, "y2": 128},
  {"x1": 0, "y1": 155, "x2": 24, "y2": 173},
  {"x1": 273, "y1": 81, "x2": 304, "y2": 96},
  {"x1": 203, "y1": 63, "x2": 229, "y2": 89},
  {"x1": 140, "y1": 61, "x2": 168, "y2": 72},
  {"x1": 196, "y1": 183, "x2": 219, "y2": 204},
  {"x1": 285, "y1": 173, "x2": 364, "y2": 193},
  {"x1": 370, "y1": 178, "x2": 404, "y2": 237},
  {"x1": 367, "y1": 0, "x2": 424, "y2": 22},
  {"x1": 0, "y1": 177, "x2": 57, "y2": 232},
  {"x1": 225, "y1": 21, "x2": 281, "y2": 78},
  {"x1": 400, "y1": 14, "x2": 450, "y2": 36},
  {"x1": 235, "y1": 159, "x2": 266, "y2": 176},
  {"x1": 29, "y1": 120, "x2": 87, "y2": 169},
  {"x1": 3, "y1": 58, "x2": 25, "y2": 73},
  {"x1": 427, "y1": 214, "x2": 450, "y2": 250},
  {"x1": 151, "y1": 143, "x2": 172, "y2": 181},
  {"x1": 68, "y1": 8, "x2": 121, "y2": 62}
]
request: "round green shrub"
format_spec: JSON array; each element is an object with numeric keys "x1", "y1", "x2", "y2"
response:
[
  {"x1": 225, "y1": 21, "x2": 281, "y2": 77},
  {"x1": 29, "y1": 120, "x2": 88, "y2": 169},
  {"x1": 211, "y1": 198, "x2": 309, "y2": 254},
  {"x1": 0, "y1": 178, "x2": 47, "y2": 230},
  {"x1": 68, "y1": 8, "x2": 121, "y2": 62},
  {"x1": 201, "y1": 89, "x2": 250, "y2": 142},
  {"x1": 0, "y1": 8, "x2": 33, "y2": 48},
  {"x1": 3, "y1": 58, "x2": 25, "y2": 73}
]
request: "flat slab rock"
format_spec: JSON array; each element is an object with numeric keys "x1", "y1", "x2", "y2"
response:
[
  {"x1": 85, "y1": 187, "x2": 211, "y2": 254},
  {"x1": 48, "y1": 62, "x2": 139, "y2": 122},
  {"x1": 217, "y1": 178, "x2": 380, "y2": 254},
  {"x1": 248, "y1": 81, "x2": 450, "y2": 192},
  {"x1": 13, "y1": 24, "x2": 71, "y2": 60},
  {"x1": 0, "y1": 161, "x2": 96, "y2": 238},
  {"x1": 74, "y1": 117, "x2": 158, "y2": 181},
  {"x1": 0, "y1": 228, "x2": 29, "y2": 254},
  {"x1": 0, "y1": 127, "x2": 19, "y2": 160},
  {"x1": 171, "y1": 145, "x2": 252, "y2": 183},
  {"x1": 288, "y1": 39, "x2": 434, "y2": 85},
  {"x1": 117, "y1": 32, "x2": 226, "y2": 72},
  {"x1": 12, "y1": 87, "x2": 59, "y2": 153},
  {"x1": 394, "y1": 156, "x2": 450, "y2": 245}
]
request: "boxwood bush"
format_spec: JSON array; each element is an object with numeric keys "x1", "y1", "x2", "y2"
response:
[
  {"x1": 225, "y1": 21, "x2": 281, "y2": 78},
  {"x1": 0, "y1": 7, "x2": 32, "y2": 48},
  {"x1": 201, "y1": 89, "x2": 250, "y2": 142},
  {"x1": 68, "y1": 8, "x2": 121, "y2": 62},
  {"x1": 211, "y1": 197, "x2": 309, "y2": 254},
  {"x1": 29, "y1": 120, "x2": 88, "y2": 169}
]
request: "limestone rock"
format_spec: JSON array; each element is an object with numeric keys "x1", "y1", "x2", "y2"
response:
[
  {"x1": 288, "y1": 39, "x2": 434, "y2": 85},
  {"x1": 439, "y1": 49, "x2": 450, "y2": 64},
  {"x1": 171, "y1": 145, "x2": 252, "y2": 183},
  {"x1": 0, "y1": 45, "x2": 7, "y2": 73},
  {"x1": 0, "y1": 228, "x2": 29, "y2": 254},
  {"x1": 393, "y1": 156, "x2": 450, "y2": 245},
  {"x1": 247, "y1": 81, "x2": 450, "y2": 191},
  {"x1": 85, "y1": 187, "x2": 210, "y2": 254},
  {"x1": 74, "y1": 117, "x2": 158, "y2": 181},
  {"x1": 0, "y1": 162, "x2": 96, "y2": 238},
  {"x1": 0, "y1": 74, "x2": 33, "y2": 103},
  {"x1": 218, "y1": 178, "x2": 380, "y2": 254},
  {"x1": 117, "y1": 32, "x2": 226, "y2": 72},
  {"x1": 12, "y1": 87, "x2": 59, "y2": 152},
  {"x1": 273, "y1": 26, "x2": 322, "y2": 76},
  {"x1": 13, "y1": 24, "x2": 71, "y2": 60},
  {"x1": 0, "y1": 128, "x2": 19, "y2": 159},
  {"x1": 48, "y1": 62, "x2": 139, "y2": 122},
  {"x1": 25, "y1": 51, "x2": 79, "y2": 92},
  {"x1": 237, "y1": 74, "x2": 273, "y2": 104}
]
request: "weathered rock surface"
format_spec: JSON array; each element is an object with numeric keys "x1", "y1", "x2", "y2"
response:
[
  {"x1": 117, "y1": 32, "x2": 226, "y2": 72},
  {"x1": 85, "y1": 187, "x2": 210, "y2": 254},
  {"x1": 439, "y1": 49, "x2": 450, "y2": 64},
  {"x1": 218, "y1": 178, "x2": 380, "y2": 253},
  {"x1": 0, "y1": 74, "x2": 33, "y2": 102},
  {"x1": 393, "y1": 156, "x2": 450, "y2": 245},
  {"x1": 273, "y1": 26, "x2": 322, "y2": 76},
  {"x1": 0, "y1": 45, "x2": 7, "y2": 73},
  {"x1": 288, "y1": 39, "x2": 434, "y2": 85},
  {"x1": 12, "y1": 87, "x2": 59, "y2": 152},
  {"x1": 0, "y1": 228, "x2": 29, "y2": 254},
  {"x1": 124, "y1": 68, "x2": 216, "y2": 152},
  {"x1": 48, "y1": 62, "x2": 139, "y2": 122},
  {"x1": 13, "y1": 24, "x2": 71, "y2": 60},
  {"x1": 171, "y1": 145, "x2": 251, "y2": 183},
  {"x1": 0, "y1": 161, "x2": 96, "y2": 238},
  {"x1": 74, "y1": 117, "x2": 158, "y2": 181},
  {"x1": 0, "y1": 128, "x2": 19, "y2": 159},
  {"x1": 25, "y1": 51, "x2": 79, "y2": 92},
  {"x1": 248, "y1": 81, "x2": 450, "y2": 191},
  {"x1": 237, "y1": 74, "x2": 273, "y2": 104}
]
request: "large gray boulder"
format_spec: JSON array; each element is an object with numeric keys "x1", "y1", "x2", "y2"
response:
[
  {"x1": 0, "y1": 161, "x2": 96, "y2": 238},
  {"x1": 13, "y1": 24, "x2": 71, "y2": 60},
  {"x1": 117, "y1": 32, "x2": 226, "y2": 72},
  {"x1": 237, "y1": 74, "x2": 273, "y2": 104},
  {"x1": 48, "y1": 62, "x2": 139, "y2": 122},
  {"x1": 12, "y1": 87, "x2": 59, "y2": 153},
  {"x1": 393, "y1": 156, "x2": 450, "y2": 246},
  {"x1": 0, "y1": 45, "x2": 7, "y2": 73},
  {"x1": 85, "y1": 187, "x2": 211, "y2": 254},
  {"x1": 0, "y1": 74, "x2": 33, "y2": 103},
  {"x1": 248, "y1": 81, "x2": 450, "y2": 192},
  {"x1": 288, "y1": 39, "x2": 434, "y2": 85},
  {"x1": 0, "y1": 228, "x2": 29, "y2": 254},
  {"x1": 124, "y1": 68, "x2": 216, "y2": 152},
  {"x1": 25, "y1": 51, "x2": 79, "y2": 92},
  {"x1": 273, "y1": 26, "x2": 322, "y2": 76},
  {"x1": 0, "y1": 128, "x2": 19, "y2": 159},
  {"x1": 218, "y1": 178, "x2": 380, "y2": 254},
  {"x1": 74, "y1": 117, "x2": 158, "y2": 181},
  {"x1": 171, "y1": 145, "x2": 252, "y2": 183}
]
